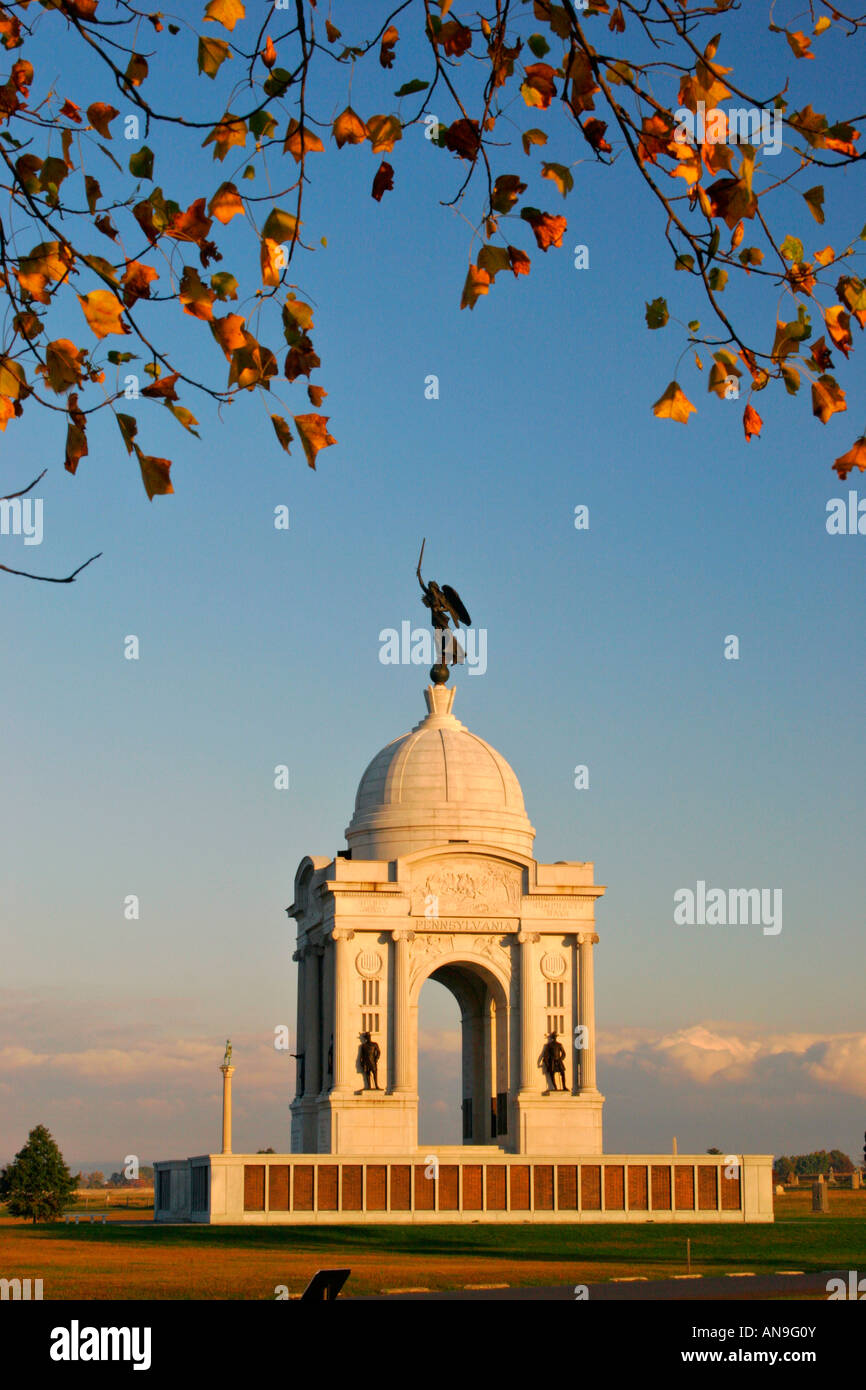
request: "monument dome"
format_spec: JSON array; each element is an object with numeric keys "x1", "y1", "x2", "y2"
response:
[{"x1": 345, "y1": 683, "x2": 535, "y2": 859}]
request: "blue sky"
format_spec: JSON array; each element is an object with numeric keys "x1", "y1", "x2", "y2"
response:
[{"x1": 0, "y1": 1, "x2": 864, "y2": 1167}]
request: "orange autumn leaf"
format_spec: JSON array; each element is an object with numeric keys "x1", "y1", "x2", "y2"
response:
[
  {"x1": 824, "y1": 305, "x2": 852, "y2": 358},
  {"x1": 379, "y1": 24, "x2": 399, "y2": 68},
  {"x1": 786, "y1": 30, "x2": 814, "y2": 60},
  {"x1": 743, "y1": 403, "x2": 762, "y2": 441},
  {"x1": 260, "y1": 237, "x2": 286, "y2": 288},
  {"x1": 165, "y1": 199, "x2": 213, "y2": 244},
  {"x1": 508, "y1": 246, "x2": 531, "y2": 276},
  {"x1": 121, "y1": 259, "x2": 158, "y2": 307},
  {"x1": 78, "y1": 290, "x2": 128, "y2": 339},
  {"x1": 204, "y1": 0, "x2": 245, "y2": 32},
  {"x1": 41, "y1": 338, "x2": 87, "y2": 393},
  {"x1": 460, "y1": 263, "x2": 491, "y2": 310},
  {"x1": 141, "y1": 372, "x2": 180, "y2": 401},
  {"x1": 832, "y1": 437, "x2": 866, "y2": 480},
  {"x1": 293, "y1": 412, "x2": 336, "y2": 470},
  {"x1": 0, "y1": 395, "x2": 16, "y2": 431},
  {"x1": 365, "y1": 114, "x2": 402, "y2": 154},
  {"x1": 208, "y1": 182, "x2": 245, "y2": 225},
  {"x1": 60, "y1": 98, "x2": 81, "y2": 123},
  {"x1": 210, "y1": 313, "x2": 246, "y2": 358},
  {"x1": 811, "y1": 374, "x2": 846, "y2": 424},
  {"x1": 307, "y1": 384, "x2": 327, "y2": 407},
  {"x1": 202, "y1": 113, "x2": 247, "y2": 162},
  {"x1": 520, "y1": 63, "x2": 557, "y2": 110},
  {"x1": 179, "y1": 265, "x2": 215, "y2": 321},
  {"x1": 134, "y1": 444, "x2": 174, "y2": 499},
  {"x1": 652, "y1": 380, "x2": 696, "y2": 423},
  {"x1": 521, "y1": 208, "x2": 566, "y2": 251},
  {"x1": 262, "y1": 35, "x2": 276, "y2": 70},
  {"x1": 271, "y1": 414, "x2": 293, "y2": 452},
  {"x1": 333, "y1": 107, "x2": 367, "y2": 148},
  {"x1": 283, "y1": 120, "x2": 325, "y2": 164}
]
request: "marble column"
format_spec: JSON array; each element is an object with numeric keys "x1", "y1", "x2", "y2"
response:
[
  {"x1": 304, "y1": 942, "x2": 323, "y2": 1097},
  {"x1": 292, "y1": 947, "x2": 306, "y2": 1099},
  {"x1": 331, "y1": 928, "x2": 354, "y2": 1093},
  {"x1": 578, "y1": 932, "x2": 599, "y2": 1092},
  {"x1": 220, "y1": 1064, "x2": 235, "y2": 1154},
  {"x1": 518, "y1": 932, "x2": 539, "y2": 1090},
  {"x1": 392, "y1": 929, "x2": 414, "y2": 1092}
]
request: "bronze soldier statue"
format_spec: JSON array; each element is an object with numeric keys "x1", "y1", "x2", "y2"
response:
[
  {"x1": 541, "y1": 1032, "x2": 568, "y2": 1091},
  {"x1": 359, "y1": 1031, "x2": 381, "y2": 1090}
]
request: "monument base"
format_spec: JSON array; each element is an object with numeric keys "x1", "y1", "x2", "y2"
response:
[{"x1": 154, "y1": 1151, "x2": 774, "y2": 1224}]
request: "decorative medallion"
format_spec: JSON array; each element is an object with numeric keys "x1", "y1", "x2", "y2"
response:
[
  {"x1": 355, "y1": 950, "x2": 382, "y2": 978},
  {"x1": 540, "y1": 951, "x2": 566, "y2": 980}
]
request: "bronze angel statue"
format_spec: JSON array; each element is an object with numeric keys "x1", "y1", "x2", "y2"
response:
[{"x1": 416, "y1": 539, "x2": 472, "y2": 679}]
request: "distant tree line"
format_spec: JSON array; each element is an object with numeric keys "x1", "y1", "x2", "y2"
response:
[{"x1": 773, "y1": 1149, "x2": 855, "y2": 1178}]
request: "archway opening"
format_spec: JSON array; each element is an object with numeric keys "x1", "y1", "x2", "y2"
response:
[
  {"x1": 416, "y1": 959, "x2": 510, "y2": 1148},
  {"x1": 417, "y1": 976, "x2": 461, "y2": 1146}
]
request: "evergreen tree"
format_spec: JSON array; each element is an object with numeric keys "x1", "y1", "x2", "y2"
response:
[{"x1": 0, "y1": 1125, "x2": 78, "y2": 1223}]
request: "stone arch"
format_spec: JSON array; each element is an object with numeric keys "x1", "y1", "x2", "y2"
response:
[{"x1": 411, "y1": 949, "x2": 512, "y2": 1147}]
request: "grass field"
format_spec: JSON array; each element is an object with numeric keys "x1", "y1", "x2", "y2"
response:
[{"x1": 0, "y1": 1190, "x2": 863, "y2": 1299}]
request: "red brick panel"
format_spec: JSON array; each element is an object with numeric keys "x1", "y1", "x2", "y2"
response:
[
  {"x1": 292, "y1": 1165, "x2": 314, "y2": 1212},
  {"x1": 414, "y1": 1165, "x2": 435, "y2": 1210},
  {"x1": 367, "y1": 1165, "x2": 388, "y2": 1211},
  {"x1": 675, "y1": 1165, "x2": 695, "y2": 1210},
  {"x1": 439, "y1": 1165, "x2": 459, "y2": 1210},
  {"x1": 268, "y1": 1166, "x2": 289, "y2": 1212},
  {"x1": 651, "y1": 1165, "x2": 672, "y2": 1210},
  {"x1": 390, "y1": 1165, "x2": 411, "y2": 1211},
  {"x1": 533, "y1": 1165, "x2": 554, "y2": 1211},
  {"x1": 604, "y1": 1165, "x2": 625, "y2": 1210},
  {"x1": 627, "y1": 1165, "x2": 648, "y2": 1210},
  {"x1": 244, "y1": 1165, "x2": 265, "y2": 1212},
  {"x1": 557, "y1": 1166, "x2": 578, "y2": 1211},
  {"x1": 486, "y1": 1167, "x2": 507, "y2": 1211},
  {"x1": 341, "y1": 1165, "x2": 363, "y2": 1212},
  {"x1": 721, "y1": 1169, "x2": 742, "y2": 1210},
  {"x1": 463, "y1": 1165, "x2": 483, "y2": 1211},
  {"x1": 510, "y1": 1165, "x2": 531, "y2": 1211},
  {"x1": 698, "y1": 1166, "x2": 718, "y2": 1210},
  {"x1": 317, "y1": 1165, "x2": 338, "y2": 1211},
  {"x1": 581, "y1": 1165, "x2": 601, "y2": 1210}
]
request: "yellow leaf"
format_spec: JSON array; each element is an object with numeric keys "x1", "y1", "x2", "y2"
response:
[
  {"x1": 814, "y1": 16, "x2": 832, "y2": 35},
  {"x1": 814, "y1": 245, "x2": 834, "y2": 266},
  {"x1": 522, "y1": 127, "x2": 548, "y2": 155},
  {"x1": 293, "y1": 413, "x2": 336, "y2": 470},
  {"x1": 652, "y1": 380, "x2": 696, "y2": 423},
  {"x1": 42, "y1": 338, "x2": 87, "y2": 393},
  {"x1": 0, "y1": 395, "x2": 15, "y2": 431},
  {"x1": 203, "y1": 0, "x2": 245, "y2": 32},
  {"x1": 78, "y1": 290, "x2": 128, "y2": 339},
  {"x1": 541, "y1": 162, "x2": 573, "y2": 197},
  {"x1": 202, "y1": 113, "x2": 247, "y2": 161},
  {"x1": 365, "y1": 114, "x2": 402, "y2": 153},
  {"x1": 208, "y1": 182, "x2": 245, "y2": 224},
  {"x1": 333, "y1": 107, "x2": 367, "y2": 148},
  {"x1": 260, "y1": 237, "x2": 285, "y2": 287},
  {"x1": 460, "y1": 263, "x2": 491, "y2": 310},
  {"x1": 283, "y1": 120, "x2": 325, "y2": 164}
]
